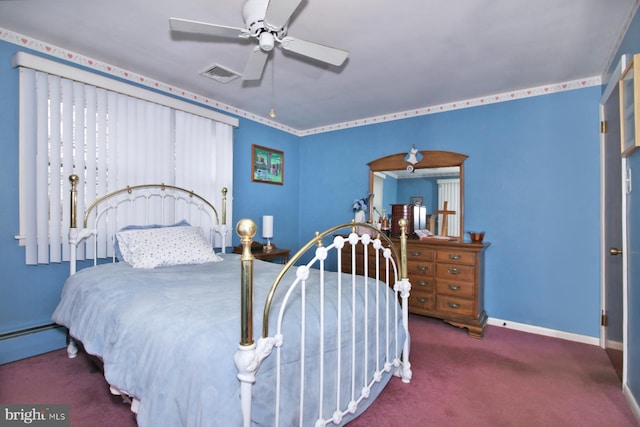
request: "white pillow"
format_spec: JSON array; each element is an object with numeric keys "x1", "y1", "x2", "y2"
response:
[{"x1": 115, "y1": 226, "x2": 222, "y2": 269}]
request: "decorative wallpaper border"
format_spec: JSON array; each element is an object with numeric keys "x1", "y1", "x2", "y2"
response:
[
  {"x1": 301, "y1": 77, "x2": 602, "y2": 136},
  {"x1": 0, "y1": 26, "x2": 602, "y2": 137}
]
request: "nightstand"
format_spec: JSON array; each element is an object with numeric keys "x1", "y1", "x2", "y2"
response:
[{"x1": 232, "y1": 245, "x2": 291, "y2": 264}]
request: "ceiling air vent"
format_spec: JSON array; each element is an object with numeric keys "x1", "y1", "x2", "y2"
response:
[{"x1": 200, "y1": 64, "x2": 241, "y2": 84}]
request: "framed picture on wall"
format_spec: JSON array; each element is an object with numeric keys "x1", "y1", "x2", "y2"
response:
[{"x1": 252, "y1": 144, "x2": 284, "y2": 185}]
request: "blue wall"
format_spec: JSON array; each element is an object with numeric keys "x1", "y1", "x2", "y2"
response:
[
  {"x1": 300, "y1": 90, "x2": 601, "y2": 337},
  {"x1": 232, "y1": 119, "x2": 300, "y2": 251},
  {"x1": 0, "y1": 41, "x2": 75, "y2": 362}
]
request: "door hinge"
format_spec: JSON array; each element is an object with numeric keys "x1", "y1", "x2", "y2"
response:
[
  {"x1": 600, "y1": 120, "x2": 607, "y2": 134},
  {"x1": 601, "y1": 311, "x2": 608, "y2": 327}
]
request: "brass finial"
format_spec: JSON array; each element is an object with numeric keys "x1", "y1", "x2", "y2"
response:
[{"x1": 236, "y1": 218, "x2": 257, "y2": 241}]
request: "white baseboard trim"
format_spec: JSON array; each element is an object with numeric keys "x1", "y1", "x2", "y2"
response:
[
  {"x1": 623, "y1": 383, "x2": 640, "y2": 425},
  {"x1": 487, "y1": 317, "x2": 600, "y2": 346},
  {"x1": 605, "y1": 339, "x2": 624, "y2": 351}
]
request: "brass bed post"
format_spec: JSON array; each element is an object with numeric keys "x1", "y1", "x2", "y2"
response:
[
  {"x1": 398, "y1": 218, "x2": 408, "y2": 280},
  {"x1": 69, "y1": 174, "x2": 78, "y2": 229},
  {"x1": 221, "y1": 187, "x2": 227, "y2": 225},
  {"x1": 215, "y1": 187, "x2": 229, "y2": 253},
  {"x1": 397, "y1": 218, "x2": 413, "y2": 382},
  {"x1": 68, "y1": 175, "x2": 79, "y2": 277},
  {"x1": 234, "y1": 219, "x2": 258, "y2": 427},
  {"x1": 66, "y1": 174, "x2": 80, "y2": 358},
  {"x1": 236, "y1": 219, "x2": 256, "y2": 346}
]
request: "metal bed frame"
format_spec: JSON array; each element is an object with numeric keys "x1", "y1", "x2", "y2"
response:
[{"x1": 65, "y1": 175, "x2": 412, "y2": 426}]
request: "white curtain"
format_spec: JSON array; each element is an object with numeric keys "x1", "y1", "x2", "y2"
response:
[{"x1": 17, "y1": 68, "x2": 233, "y2": 264}]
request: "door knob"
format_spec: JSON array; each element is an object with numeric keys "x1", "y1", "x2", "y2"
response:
[{"x1": 609, "y1": 247, "x2": 623, "y2": 256}]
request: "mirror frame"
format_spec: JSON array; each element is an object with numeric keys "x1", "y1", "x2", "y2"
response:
[{"x1": 368, "y1": 150, "x2": 468, "y2": 240}]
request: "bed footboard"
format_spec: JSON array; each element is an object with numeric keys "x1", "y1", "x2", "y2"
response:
[{"x1": 235, "y1": 219, "x2": 412, "y2": 427}]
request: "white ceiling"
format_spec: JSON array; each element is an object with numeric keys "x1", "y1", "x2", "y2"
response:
[{"x1": 0, "y1": 0, "x2": 636, "y2": 132}]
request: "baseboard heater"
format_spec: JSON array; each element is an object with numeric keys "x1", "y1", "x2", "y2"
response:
[{"x1": 0, "y1": 323, "x2": 63, "y2": 341}]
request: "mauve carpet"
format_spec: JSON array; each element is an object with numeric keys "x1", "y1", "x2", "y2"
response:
[{"x1": 0, "y1": 314, "x2": 637, "y2": 427}]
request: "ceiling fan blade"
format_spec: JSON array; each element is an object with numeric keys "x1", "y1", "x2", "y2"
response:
[
  {"x1": 242, "y1": 47, "x2": 269, "y2": 80},
  {"x1": 280, "y1": 36, "x2": 349, "y2": 66},
  {"x1": 169, "y1": 17, "x2": 248, "y2": 38},
  {"x1": 264, "y1": 0, "x2": 302, "y2": 30}
]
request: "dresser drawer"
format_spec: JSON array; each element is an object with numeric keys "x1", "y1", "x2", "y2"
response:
[
  {"x1": 437, "y1": 295, "x2": 475, "y2": 317},
  {"x1": 407, "y1": 260, "x2": 435, "y2": 277},
  {"x1": 436, "y1": 249, "x2": 476, "y2": 265},
  {"x1": 411, "y1": 277, "x2": 435, "y2": 293},
  {"x1": 409, "y1": 289, "x2": 436, "y2": 311},
  {"x1": 406, "y1": 244, "x2": 434, "y2": 261},
  {"x1": 436, "y1": 263, "x2": 475, "y2": 281},
  {"x1": 436, "y1": 279, "x2": 474, "y2": 299}
]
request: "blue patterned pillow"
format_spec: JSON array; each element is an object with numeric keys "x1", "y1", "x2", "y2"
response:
[{"x1": 115, "y1": 226, "x2": 222, "y2": 268}]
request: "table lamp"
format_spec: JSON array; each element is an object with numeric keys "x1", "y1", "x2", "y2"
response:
[{"x1": 262, "y1": 215, "x2": 274, "y2": 253}]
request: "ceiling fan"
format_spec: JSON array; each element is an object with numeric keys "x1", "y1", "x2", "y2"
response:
[{"x1": 169, "y1": 0, "x2": 349, "y2": 81}]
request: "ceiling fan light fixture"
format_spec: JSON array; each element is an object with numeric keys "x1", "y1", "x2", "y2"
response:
[{"x1": 259, "y1": 31, "x2": 275, "y2": 51}]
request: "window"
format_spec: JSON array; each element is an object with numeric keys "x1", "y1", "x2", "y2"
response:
[{"x1": 15, "y1": 54, "x2": 235, "y2": 264}]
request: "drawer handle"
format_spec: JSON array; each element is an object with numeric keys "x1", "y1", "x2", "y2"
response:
[
  {"x1": 417, "y1": 265, "x2": 429, "y2": 273},
  {"x1": 447, "y1": 284, "x2": 460, "y2": 291},
  {"x1": 448, "y1": 302, "x2": 461, "y2": 309},
  {"x1": 417, "y1": 297, "x2": 428, "y2": 303},
  {"x1": 417, "y1": 280, "x2": 429, "y2": 287},
  {"x1": 448, "y1": 267, "x2": 460, "y2": 275},
  {"x1": 448, "y1": 253, "x2": 462, "y2": 260},
  {"x1": 411, "y1": 251, "x2": 421, "y2": 257}
]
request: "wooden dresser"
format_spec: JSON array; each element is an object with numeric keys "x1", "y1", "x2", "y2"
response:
[
  {"x1": 405, "y1": 239, "x2": 488, "y2": 338},
  {"x1": 342, "y1": 237, "x2": 489, "y2": 338}
]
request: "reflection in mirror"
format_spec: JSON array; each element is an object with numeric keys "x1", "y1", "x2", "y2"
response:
[
  {"x1": 368, "y1": 150, "x2": 467, "y2": 240},
  {"x1": 373, "y1": 167, "x2": 460, "y2": 236}
]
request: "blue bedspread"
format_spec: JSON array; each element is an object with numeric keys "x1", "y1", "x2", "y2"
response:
[{"x1": 52, "y1": 254, "x2": 405, "y2": 426}]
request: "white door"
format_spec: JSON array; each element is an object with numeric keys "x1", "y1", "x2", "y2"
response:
[
  {"x1": 600, "y1": 56, "x2": 630, "y2": 381},
  {"x1": 602, "y1": 84, "x2": 624, "y2": 380}
]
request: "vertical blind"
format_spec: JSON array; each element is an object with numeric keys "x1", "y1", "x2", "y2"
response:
[{"x1": 17, "y1": 67, "x2": 234, "y2": 265}]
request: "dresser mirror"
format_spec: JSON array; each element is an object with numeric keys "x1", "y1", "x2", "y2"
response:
[{"x1": 368, "y1": 150, "x2": 467, "y2": 240}]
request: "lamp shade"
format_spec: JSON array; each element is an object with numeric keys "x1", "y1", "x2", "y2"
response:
[{"x1": 262, "y1": 215, "x2": 273, "y2": 239}]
